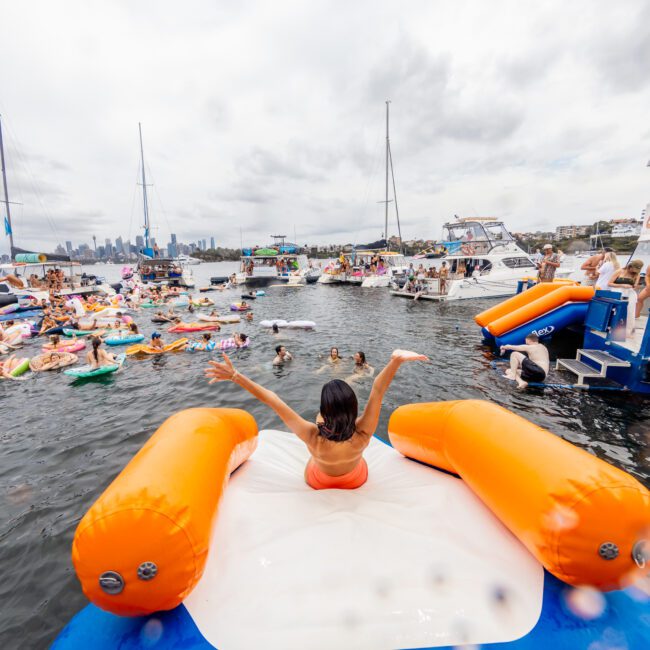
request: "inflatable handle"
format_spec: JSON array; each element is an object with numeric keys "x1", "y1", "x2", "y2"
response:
[
  {"x1": 72, "y1": 408, "x2": 258, "y2": 616},
  {"x1": 15, "y1": 252, "x2": 47, "y2": 263},
  {"x1": 388, "y1": 400, "x2": 650, "y2": 590}
]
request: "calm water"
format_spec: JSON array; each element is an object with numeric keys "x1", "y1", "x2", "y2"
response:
[{"x1": 1, "y1": 261, "x2": 649, "y2": 648}]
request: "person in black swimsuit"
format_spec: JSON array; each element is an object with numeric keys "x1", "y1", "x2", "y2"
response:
[{"x1": 500, "y1": 333, "x2": 550, "y2": 388}]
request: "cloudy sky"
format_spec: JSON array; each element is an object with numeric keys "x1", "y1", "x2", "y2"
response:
[{"x1": 1, "y1": 0, "x2": 650, "y2": 255}]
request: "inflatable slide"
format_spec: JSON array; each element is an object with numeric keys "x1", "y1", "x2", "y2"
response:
[{"x1": 476, "y1": 281, "x2": 594, "y2": 347}]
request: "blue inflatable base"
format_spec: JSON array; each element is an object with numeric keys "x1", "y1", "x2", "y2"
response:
[{"x1": 52, "y1": 572, "x2": 650, "y2": 649}]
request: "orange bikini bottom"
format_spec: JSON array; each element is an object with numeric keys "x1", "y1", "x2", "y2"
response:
[{"x1": 305, "y1": 458, "x2": 368, "y2": 490}]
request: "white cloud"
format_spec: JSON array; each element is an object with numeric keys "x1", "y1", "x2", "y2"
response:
[{"x1": 1, "y1": 0, "x2": 649, "y2": 256}]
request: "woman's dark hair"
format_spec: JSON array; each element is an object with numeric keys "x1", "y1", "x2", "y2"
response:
[
  {"x1": 239, "y1": 333, "x2": 248, "y2": 342},
  {"x1": 272, "y1": 323, "x2": 279, "y2": 333},
  {"x1": 91, "y1": 336, "x2": 101, "y2": 362},
  {"x1": 50, "y1": 334, "x2": 60, "y2": 346},
  {"x1": 203, "y1": 333, "x2": 212, "y2": 341},
  {"x1": 318, "y1": 379, "x2": 358, "y2": 442},
  {"x1": 330, "y1": 347, "x2": 338, "y2": 357},
  {"x1": 356, "y1": 351, "x2": 366, "y2": 364},
  {"x1": 129, "y1": 322, "x2": 138, "y2": 333}
]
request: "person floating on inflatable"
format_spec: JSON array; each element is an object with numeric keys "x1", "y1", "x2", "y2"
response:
[{"x1": 205, "y1": 349, "x2": 428, "y2": 490}]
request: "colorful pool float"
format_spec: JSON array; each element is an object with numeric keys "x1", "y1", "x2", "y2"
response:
[
  {"x1": 42, "y1": 341, "x2": 86, "y2": 354},
  {"x1": 230, "y1": 303, "x2": 250, "y2": 311},
  {"x1": 64, "y1": 354, "x2": 126, "y2": 378},
  {"x1": 54, "y1": 401, "x2": 650, "y2": 648},
  {"x1": 104, "y1": 334, "x2": 145, "y2": 346},
  {"x1": 198, "y1": 314, "x2": 240, "y2": 324},
  {"x1": 30, "y1": 351, "x2": 78, "y2": 372},
  {"x1": 125, "y1": 338, "x2": 189, "y2": 355},
  {"x1": 168, "y1": 323, "x2": 220, "y2": 333}
]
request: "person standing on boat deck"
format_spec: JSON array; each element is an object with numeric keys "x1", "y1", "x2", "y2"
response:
[
  {"x1": 439, "y1": 261, "x2": 449, "y2": 293},
  {"x1": 608, "y1": 259, "x2": 643, "y2": 338},
  {"x1": 205, "y1": 349, "x2": 428, "y2": 490},
  {"x1": 500, "y1": 333, "x2": 550, "y2": 389},
  {"x1": 581, "y1": 251, "x2": 606, "y2": 285},
  {"x1": 635, "y1": 263, "x2": 650, "y2": 318},
  {"x1": 537, "y1": 244, "x2": 560, "y2": 282},
  {"x1": 595, "y1": 251, "x2": 620, "y2": 290}
]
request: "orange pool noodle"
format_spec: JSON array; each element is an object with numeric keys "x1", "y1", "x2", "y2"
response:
[
  {"x1": 389, "y1": 400, "x2": 649, "y2": 591},
  {"x1": 485, "y1": 284, "x2": 594, "y2": 337},
  {"x1": 72, "y1": 408, "x2": 258, "y2": 616},
  {"x1": 474, "y1": 280, "x2": 575, "y2": 327}
]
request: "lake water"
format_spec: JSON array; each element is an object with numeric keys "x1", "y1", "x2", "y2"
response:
[{"x1": 1, "y1": 261, "x2": 648, "y2": 647}]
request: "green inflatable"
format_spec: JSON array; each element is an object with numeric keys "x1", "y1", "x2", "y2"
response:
[{"x1": 64, "y1": 353, "x2": 125, "y2": 378}]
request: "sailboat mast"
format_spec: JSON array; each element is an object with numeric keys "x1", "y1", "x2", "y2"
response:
[
  {"x1": 138, "y1": 122, "x2": 150, "y2": 251},
  {"x1": 384, "y1": 100, "x2": 390, "y2": 247},
  {"x1": 0, "y1": 115, "x2": 14, "y2": 253}
]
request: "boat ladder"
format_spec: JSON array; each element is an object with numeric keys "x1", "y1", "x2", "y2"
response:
[{"x1": 555, "y1": 349, "x2": 630, "y2": 386}]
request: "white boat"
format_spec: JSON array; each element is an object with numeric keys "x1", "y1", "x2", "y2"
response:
[
  {"x1": 237, "y1": 249, "x2": 309, "y2": 287},
  {"x1": 177, "y1": 254, "x2": 202, "y2": 266},
  {"x1": 391, "y1": 217, "x2": 572, "y2": 301},
  {"x1": 360, "y1": 251, "x2": 410, "y2": 287},
  {"x1": 0, "y1": 261, "x2": 116, "y2": 307}
]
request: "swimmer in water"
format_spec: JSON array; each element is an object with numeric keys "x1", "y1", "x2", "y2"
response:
[
  {"x1": 501, "y1": 333, "x2": 550, "y2": 388},
  {"x1": 205, "y1": 349, "x2": 427, "y2": 490},
  {"x1": 150, "y1": 332, "x2": 164, "y2": 350},
  {"x1": 273, "y1": 345, "x2": 293, "y2": 365},
  {"x1": 271, "y1": 323, "x2": 280, "y2": 335},
  {"x1": 316, "y1": 346, "x2": 343, "y2": 374},
  {"x1": 346, "y1": 351, "x2": 375, "y2": 383}
]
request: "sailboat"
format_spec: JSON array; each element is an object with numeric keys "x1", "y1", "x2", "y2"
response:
[
  {"x1": 359, "y1": 101, "x2": 409, "y2": 288},
  {"x1": 0, "y1": 114, "x2": 115, "y2": 307},
  {"x1": 134, "y1": 123, "x2": 195, "y2": 288}
]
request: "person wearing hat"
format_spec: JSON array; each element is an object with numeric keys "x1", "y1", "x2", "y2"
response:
[
  {"x1": 609, "y1": 259, "x2": 644, "y2": 337},
  {"x1": 150, "y1": 331, "x2": 164, "y2": 350},
  {"x1": 537, "y1": 244, "x2": 560, "y2": 282}
]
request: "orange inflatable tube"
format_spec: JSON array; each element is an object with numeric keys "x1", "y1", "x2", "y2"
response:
[
  {"x1": 125, "y1": 338, "x2": 189, "y2": 355},
  {"x1": 486, "y1": 284, "x2": 594, "y2": 337},
  {"x1": 474, "y1": 280, "x2": 576, "y2": 327},
  {"x1": 388, "y1": 400, "x2": 650, "y2": 590},
  {"x1": 72, "y1": 408, "x2": 258, "y2": 616}
]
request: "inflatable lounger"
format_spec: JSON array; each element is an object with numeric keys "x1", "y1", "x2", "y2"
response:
[
  {"x1": 217, "y1": 337, "x2": 250, "y2": 351},
  {"x1": 230, "y1": 303, "x2": 250, "y2": 311},
  {"x1": 168, "y1": 323, "x2": 220, "y2": 333},
  {"x1": 1, "y1": 357, "x2": 30, "y2": 378},
  {"x1": 125, "y1": 338, "x2": 189, "y2": 356},
  {"x1": 64, "y1": 354, "x2": 125, "y2": 379},
  {"x1": 54, "y1": 401, "x2": 650, "y2": 649},
  {"x1": 63, "y1": 329, "x2": 103, "y2": 338},
  {"x1": 104, "y1": 334, "x2": 145, "y2": 346},
  {"x1": 259, "y1": 319, "x2": 316, "y2": 329},
  {"x1": 43, "y1": 341, "x2": 86, "y2": 354},
  {"x1": 198, "y1": 314, "x2": 240, "y2": 324},
  {"x1": 30, "y1": 352, "x2": 78, "y2": 372}
]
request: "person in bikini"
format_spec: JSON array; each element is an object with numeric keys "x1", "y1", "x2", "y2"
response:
[
  {"x1": 204, "y1": 349, "x2": 428, "y2": 490},
  {"x1": 500, "y1": 333, "x2": 550, "y2": 388}
]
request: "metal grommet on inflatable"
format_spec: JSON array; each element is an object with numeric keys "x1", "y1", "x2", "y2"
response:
[
  {"x1": 98, "y1": 571, "x2": 124, "y2": 595},
  {"x1": 137, "y1": 562, "x2": 158, "y2": 581},
  {"x1": 598, "y1": 542, "x2": 619, "y2": 560}
]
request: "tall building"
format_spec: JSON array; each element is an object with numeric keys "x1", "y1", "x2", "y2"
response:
[
  {"x1": 104, "y1": 238, "x2": 113, "y2": 258},
  {"x1": 115, "y1": 237, "x2": 124, "y2": 255},
  {"x1": 171, "y1": 233, "x2": 177, "y2": 244},
  {"x1": 202, "y1": 238, "x2": 207, "y2": 251},
  {"x1": 65, "y1": 241, "x2": 73, "y2": 254},
  {"x1": 210, "y1": 236, "x2": 215, "y2": 249},
  {"x1": 135, "y1": 235, "x2": 144, "y2": 250}
]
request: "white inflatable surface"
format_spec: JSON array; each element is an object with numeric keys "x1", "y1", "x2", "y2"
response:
[{"x1": 185, "y1": 431, "x2": 544, "y2": 650}]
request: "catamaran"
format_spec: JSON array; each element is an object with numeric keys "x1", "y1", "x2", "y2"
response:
[{"x1": 236, "y1": 236, "x2": 310, "y2": 286}]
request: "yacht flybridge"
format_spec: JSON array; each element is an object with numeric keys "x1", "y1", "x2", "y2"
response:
[{"x1": 391, "y1": 217, "x2": 570, "y2": 301}]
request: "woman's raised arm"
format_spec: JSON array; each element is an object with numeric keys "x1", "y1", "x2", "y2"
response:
[
  {"x1": 356, "y1": 350, "x2": 428, "y2": 437},
  {"x1": 205, "y1": 354, "x2": 317, "y2": 443}
]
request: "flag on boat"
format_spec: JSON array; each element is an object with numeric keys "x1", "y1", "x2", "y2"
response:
[{"x1": 4, "y1": 215, "x2": 11, "y2": 236}]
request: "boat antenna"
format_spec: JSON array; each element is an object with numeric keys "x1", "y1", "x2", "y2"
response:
[
  {"x1": 388, "y1": 134, "x2": 403, "y2": 254},
  {"x1": 138, "y1": 123, "x2": 151, "y2": 253},
  {"x1": 0, "y1": 114, "x2": 14, "y2": 253}
]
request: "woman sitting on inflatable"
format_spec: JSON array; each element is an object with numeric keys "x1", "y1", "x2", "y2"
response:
[{"x1": 205, "y1": 349, "x2": 427, "y2": 490}]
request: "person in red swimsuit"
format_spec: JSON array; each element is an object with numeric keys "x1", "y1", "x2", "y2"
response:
[{"x1": 205, "y1": 349, "x2": 428, "y2": 490}]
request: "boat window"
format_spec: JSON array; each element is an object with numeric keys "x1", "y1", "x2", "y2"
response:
[
  {"x1": 443, "y1": 223, "x2": 488, "y2": 242},
  {"x1": 502, "y1": 257, "x2": 536, "y2": 269},
  {"x1": 484, "y1": 223, "x2": 514, "y2": 241}
]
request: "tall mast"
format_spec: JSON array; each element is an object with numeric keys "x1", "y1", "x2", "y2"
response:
[
  {"x1": 384, "y1": 100, "x2": 390, "y2": 246},
  {"x1": 0, "y1": 115, "x2": 14, "y2": 253},
  {"x1": 138, "y1": 123, "x2": 150, "y2": 251}
]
